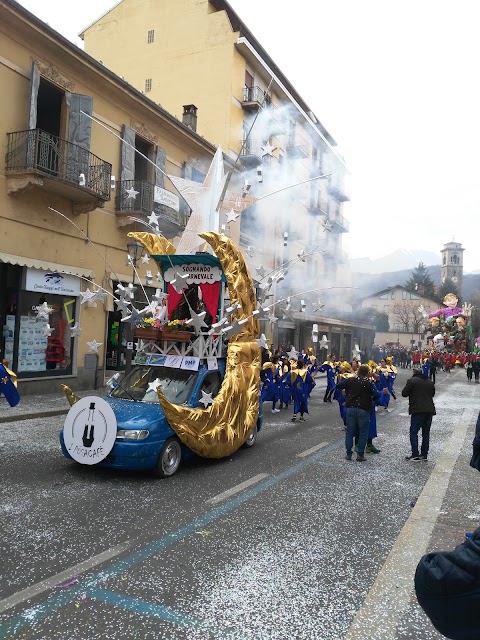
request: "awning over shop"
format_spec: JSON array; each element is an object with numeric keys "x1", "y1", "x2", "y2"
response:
[{"x1": 0, "y1": 252, "x2": 94, "y2": 279}]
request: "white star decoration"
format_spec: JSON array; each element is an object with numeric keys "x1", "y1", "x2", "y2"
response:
[
  {"x1": 87, "y1": 339, "x2": 102, "y2": 353},
  {"x1": 186, "y1": 309, "x2": 208, "y2": 334},
  {"x1": 256, "y1": 334, "x2": 268, "y2": 349},
  {"x1": 148, "y1": 211, "x2": 160, "y2": 226},
  {"x1": 34, "y1": 302, "x2": 53, "y2": 319},
  {"x1": 287, "y1": 346, "x2": 298, "y2": 360},
  {"x1": 313, "y1": 300, "x2": 325, "y2": 312},
  {"x1": 297, "y1": 250, "x2": 306, "y2": 262},
  {"x1": 120, "y1": 308, "x2": 143, "y2": 324},
  {"x1": 199, "y1": 389, "x2": 214, "y2": 408},
  {"x1": 115, "y1": 298, "x2": 131, "y2": 313},
  {"x1": 141, "y1": 254, "x2": 151, "y2": 264},
  {"x1": 153, "y1": 288, "x2": 168, "y2": 304},
  {"x1": 147, "y1": 379, "x2": 162, "y2": 393},
  {"x1": 322, "y1": 219, "x2": 333, "y2": 232},
  {"x1": 225, "y1": 209, "x2": 240, "y2": 223},
  {"x1": 261, "y1": 142, "x2": 277, "y2": 157},
  {"x1": 43, "y1": 323, "x2": 54, "y2": 337},
  {"x1": 115, "y1": 283, "x2": 136, "y2": 300},
  {"x1": 256, "y1": 264, "x2": 267, "y2": 279},
  {"x1": 70, "y1": 322, "x2": 82, "y2": 337},
  {"x1": 268, "y1": 312, "x2": 278, "y2": 325},
  {"x1": 319, "y1": 335, "x2": 330, "y2": 349},
  {"x1": 125, "y1": 187, "x2": 139, "y2": 200},
  {"x1": 170, "y1": 271, "x2": 190, "y2": 293}
]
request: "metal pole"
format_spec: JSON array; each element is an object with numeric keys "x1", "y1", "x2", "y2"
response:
[{"x1": 124, "y1": 265, "x2": 136, "y2": 375}]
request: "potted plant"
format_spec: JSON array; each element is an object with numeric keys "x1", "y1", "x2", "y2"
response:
[{"x1": 134, "y1": 318, "x2": 193, "y2": 342}]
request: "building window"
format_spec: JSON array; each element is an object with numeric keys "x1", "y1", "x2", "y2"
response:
[
  {"x1": 391, "y1": 291, "x2": 396, "y2": 299},
  {"x1": 145, "y1": 78, "x2": 152, "y2": 92},
  {"x1": 378, "y1": 293, "x2": 388, "y2": 300},
  {"x1": 402, "y1": 291, "x2": 407, "y2": 300},
  {"x1": 410, "y1": 293, "x2": 419, "y2": 300},
  {"x1": 147, "y1": 29, "x2": 155, "y2": 43}
]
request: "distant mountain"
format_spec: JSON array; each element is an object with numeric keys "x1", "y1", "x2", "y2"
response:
[
  {"x1": 349, "y1": 249, "x2": 440, "y2": 274},
  {"x1": 352, "y1": 265, "x2": 480, "y2": 302}
]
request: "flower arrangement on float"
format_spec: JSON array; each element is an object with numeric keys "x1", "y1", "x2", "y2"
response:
[{"x1": 134, "y1": 317, "x2": 193, "y2": 341}]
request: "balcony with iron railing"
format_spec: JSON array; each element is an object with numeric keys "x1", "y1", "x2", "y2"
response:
[
  {"x1": 242, "y1": 86, "x2": 272, "y2": 110},
  {"x1": 330, "y1": 211, "x2": 350, "y2": 232},
  {"x1": 5, "y1": 129, "x2": 111, "y2": 213},
  {"x1": 328, "y1": 177, "x2": 350, "y2": 202},
  {"x1": 239, "y1": 140, "x2": 276, "y2": 168},
  {"x1": 308, "y1": 198, "x2": 328, "y2": 216},
  {"x1": 115, "y1": 179, "x2": 187, "y2": 237},
  {"x1": 265, "y1": 104, "x2": 287, "y2": 137},
  {"x1": 286, "y1": 133, "x2": 310, "y2": 159}
]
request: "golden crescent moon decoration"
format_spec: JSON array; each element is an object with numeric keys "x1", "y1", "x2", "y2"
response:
[
  {"x1": 156, "y1": 232, "x2": 261, "y2": 458},
  {"x1": 127, "y1": 231, "x2": 176, "y2": 256}
]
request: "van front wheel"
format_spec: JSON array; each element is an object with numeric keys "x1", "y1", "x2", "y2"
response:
[{"x1": 153, "y1": 438, "x2": 182, "y2": 478}]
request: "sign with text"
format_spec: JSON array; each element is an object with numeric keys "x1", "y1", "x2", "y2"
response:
[
  {"x1": 25, "y1": 268, "x2": 80, "y2": 296},
  {"x1": 154, "y1": 186, "x2": 180, "y2": 212},
  {"x1": 164, "y1": 263, "x2": 222, "y2": 285},
  {"x1": 63, "y1": 396, "x2": 117, "y2": 465},
  {"x1": 181, "y1": 356, "x2": 200, "y2": 371},
  {"x1": 146, "y1": 354, "x2": 167, "y2": 366}
]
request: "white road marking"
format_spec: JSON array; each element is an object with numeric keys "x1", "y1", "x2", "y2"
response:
[
  {"x1": 296, "y1": 442, "x2": 329, "y2": 458},
  {"x1": 344, "y1": 407, "x2": 475, "y2": 639},
  {"x1": 206, "y1": 473, "x2": 269, "y2": 505},
  {"x1": 0, "y1": 541, "x2": 131, "y2": 614}
]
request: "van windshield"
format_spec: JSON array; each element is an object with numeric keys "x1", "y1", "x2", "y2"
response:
[{"x1": 110, "y1": 366, "x2": 198, "y2": 404}]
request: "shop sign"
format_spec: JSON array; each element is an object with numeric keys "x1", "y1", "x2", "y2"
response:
[
  {"x1": 154, "y1": 186, "x2": 180, "y2": 212},
  {"x1": 63, "y1": 397, "x2": 117, "y2": 465},
  {"x1": 25, "y1": 268, "x2": 80, "y2": 296}
]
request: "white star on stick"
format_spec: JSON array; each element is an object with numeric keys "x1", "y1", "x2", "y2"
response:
[
  {"x1": 70, "y1": 322, "x2": 82, "y2": 337},
  {"x1": 297, "y1": 250, "x2": 306, "y2": 262},
  {"x1": 120, "y1": 308, "x2": 143, "y2": 324},
  {"x1": 34, "y1": 302, "x2": 54, "y2": 319},
  {"x1": 313, "y1": 300, "x2": 325, "y2": 312},
  {"x1": 287, "y1": 346, "x2": 298, "y2": 360},
  {"x1": 255, "y1": 265, "x2": 267, "y2": 279},
  {"x1": 148, "y1": 211, "x2": 160, "y2": 226},
  {"x1": 268, "y1": 312, "x2": 278, "y2": 325},
  {"x1": 116, "y1": 283, "x2": 137, "y2": 300},
  {"x1": 125, "y1": 187, "x2": 139, "y2": 200},
  {"x1": 186, "y1": 309, "x2": 208, "y2": 334},
  {"x1": 92, "y1": 289, "x2": 107, "y2": 304},
  {"x1": 319, "y1": 335, "x2": 330, "y2": 349},
  {"x1": 256, "y1": 334, "x2": 268, "y2": 349},
  {"x1": 170, "y1": 271, "x2": 190, "y2": 293},
  {"x1": 87, "y1": 339, "x2": 102, "y2": 353},
  {"x1": 115, "y1": 298, "x2": 131, "y2": 313},
  {"x1": 199, "y1": 389, "x2": 214, "y2": 408},
  {"x1": 153, "y1": 288, "x2": 168, "y2": 304},
  {"x1": 261, "y1": 142, "x2": 277, "y2": 157},
  {"x1": 43, "y1": 323, "x2": 54, "y2": 337},
  {"x1": 225, "y1": 209, "x2": 240, "y2": 223}
]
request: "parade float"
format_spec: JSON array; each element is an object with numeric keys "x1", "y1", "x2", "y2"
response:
[{"x1": 420, "y1": 293, "x2": 475, "y2": 355}]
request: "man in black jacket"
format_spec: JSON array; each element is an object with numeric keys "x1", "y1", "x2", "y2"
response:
[
  {"x1": 336, "y1": 364, "x2": 379, "y2": 462},
  {"x1": 415, "y1": 528, "x2": 480, "y2": 639},
  {"x1": 402, "y1": 365, "x2": 436, "y2": 461}
]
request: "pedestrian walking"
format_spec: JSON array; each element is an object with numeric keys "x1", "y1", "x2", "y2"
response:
[
  {"x1": 472, "y1": 356, "x2": 480, "y2": 383},
  {"x1": 402, "y1": 364, "x2": 436, "y2": 461},
  {"x1": 466, "y1": 356, "x2": 473, "y2": 382},
  {"x1": 336, "y1": 364, "x2": 380, "y2": 462}
]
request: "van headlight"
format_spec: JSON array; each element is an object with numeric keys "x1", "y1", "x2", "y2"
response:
[{"x1": 116, "y1": 430, "x2": 149, "y2": 440}]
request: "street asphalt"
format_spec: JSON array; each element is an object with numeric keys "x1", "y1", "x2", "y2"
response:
[{"x1": 0, "y1": 366, "x2": 478, "y2": 639}]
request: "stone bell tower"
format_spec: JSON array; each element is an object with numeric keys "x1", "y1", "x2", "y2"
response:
[{"x1": 441, "y1": 241, "x2": 464, "y2": 294}]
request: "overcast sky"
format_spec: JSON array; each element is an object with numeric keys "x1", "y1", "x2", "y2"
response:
[{"x1": 16, "y1": 0, "x2": 480, "y2": 272}]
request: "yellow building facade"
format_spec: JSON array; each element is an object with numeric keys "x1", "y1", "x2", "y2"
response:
[
  {"x1": 82, "y1": 0, "x2": 356, "y2": 354},
  {"x1": 0, "y1": 0, "x2": 223, "y2": 393}
]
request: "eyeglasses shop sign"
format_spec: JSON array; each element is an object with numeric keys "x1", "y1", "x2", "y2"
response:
[{"x1": 25, "y1": 268, "x2": 81, "y2": 296}]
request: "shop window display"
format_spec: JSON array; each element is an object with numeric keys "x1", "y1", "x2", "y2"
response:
[{"x1": 17, "y1": 292, "x2": 74, "y2": 375}]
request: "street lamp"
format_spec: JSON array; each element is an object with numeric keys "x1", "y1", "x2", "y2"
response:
[{"x1": 124, "y1": 240, "x2": 144, "y2": 373}]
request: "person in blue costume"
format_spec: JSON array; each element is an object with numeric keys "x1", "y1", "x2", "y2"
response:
[
  {"x1": 290, "y1": 358, "x2": 316, "y2": 422},
  {"x1": 0, "y1": 363, "x2": 20, "y2": 407},
  {"x1": 421, "y1": 355, "x2": 431, "y2": 379},
  {"x1": 385, "y1": 356, "x2": 397, "y2": 399},
  {"x1": 261, "y1": 355, "x2": 281, "y2": 414},
  {"x1": 319, "y1": 354, "x2": 336, "y2": 402},
  {"x1": 279, "y1": 356, "x2": 292, "y2": 410},
  {"x1": 376, "y1": 359, "x2": 392, "y2": 412}
]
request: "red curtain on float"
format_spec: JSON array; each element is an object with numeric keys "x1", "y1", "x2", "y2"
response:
[
  {"x1": 167, "y1": 284, "x2": 183, "y2": 317},
  {"x1": 199, "y1": 281, "x2": 221, "y2": 322}
]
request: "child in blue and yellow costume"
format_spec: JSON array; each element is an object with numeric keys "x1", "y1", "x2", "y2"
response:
[{"x1": 319, "y1": 354, "x2": 337, "y2": 402}]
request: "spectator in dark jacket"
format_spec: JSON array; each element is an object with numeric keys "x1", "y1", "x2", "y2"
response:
[
  {"x1": 415, "y1": 527, "x2": 480, "y2": 639},
  {"x1": 336, "y1": 364, "x2": 379, "y2": 462},
  {"x1": 402, "y1": 365, "x2": 436, "y2": 461},
  {"x1": 470, "y1": 412, "x2": 480, "y2": 472}
]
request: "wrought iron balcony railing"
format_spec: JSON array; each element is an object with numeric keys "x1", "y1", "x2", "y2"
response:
[
  {"x1": 242, "y1": 86, "x2": 272, "y2": 107},
  {"x1": 116, "y1": 180, "x2": 187, "y2": 234},
  {"x1": 286, "y1": 133, "x2": 310, "y2": 159},
  {"x1": 6, "y1": 129, "x2": 111, "y2": 201}
]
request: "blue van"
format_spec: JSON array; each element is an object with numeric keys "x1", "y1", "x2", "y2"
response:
[{"x1": 60, "y1": 359, "x2": 262, "y2": 477}]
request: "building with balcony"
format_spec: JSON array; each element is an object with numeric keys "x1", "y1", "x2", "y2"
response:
[
  {"x1": 81, "y1": 0, "x2": 360, "y2": 355},
  {"x1": 0, "y1": 0, "x2": 223, "y2": 393}
]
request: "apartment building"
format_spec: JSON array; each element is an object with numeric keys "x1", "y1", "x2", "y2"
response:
[
  {"x1": 81, "y1": 0, "x2": 361, "y2": 356},
  {"x1": 0, "y1": 0, "x2": 222, "y2": 393}
]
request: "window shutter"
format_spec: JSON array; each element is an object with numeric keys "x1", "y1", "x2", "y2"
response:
[
  {"x1": 155, "y1": 146, "x2": 166, "y2": 189},
  {"x1": 66, "y1": 93, "x2": 93, "y2": 182},
  {"x1": 28, "y1": 61, "x2": 40, "y2": 129},
  {"x1": 120, "y1": 125, "x2": 136, "y2": 183}
]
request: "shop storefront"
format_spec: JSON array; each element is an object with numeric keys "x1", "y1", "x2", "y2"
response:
[{"x1": 0, "y1": 260, "x2": 84, "y2": 379}]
